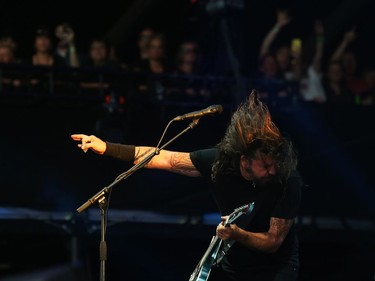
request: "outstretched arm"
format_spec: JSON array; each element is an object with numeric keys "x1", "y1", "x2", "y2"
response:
[
  {"x1": 71, "y1": 134, "x2": 201, "y2": 177},
  {"x1": 216, "y1": 216, "x2": 294, "y2": 253},
  {"x1": 330, "y1": 26, "x2": 356, "y2": 62},
  {"x1": 259, "y1": 8, "x2": 291, "y2": 59},
  {"x1": 311, "y1": 19, "x2": 325, "y2": 73}
]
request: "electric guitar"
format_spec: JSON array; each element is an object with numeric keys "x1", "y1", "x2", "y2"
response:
[{"x1": 189, "y1": 202, "x2": 255, "y2": 281}]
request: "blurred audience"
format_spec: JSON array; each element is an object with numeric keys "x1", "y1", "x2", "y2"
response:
[
  {"x1": 166, "y1": 40, "x2": 210, "y2": 101},
  {"x1": 0, "y1": 30, "x2": 22, "y2": 64},
  {"x1": 259, "y1": 7, "x2": 296, "y2": 81},
  {"x1": 174, "y1": 40, "x2": 202, "y2": 75},
  {"x1": 25, "y1": 26, "x2": 66, "y2": 67},
  {"x1": 22, "y1": 26, "x2": 67, "y2": 92},
  {"x1": 81, "y1": 36, "x2": 122, "y2": 69},
  {"x1": 0, "y1": 44, "x2": 16, "y2": 64},
  {"x1": 299, "y1": 19, "x2": 326, "y2": 103},
  {"x1": 79, "y1": 36, "x2": 123, "y2": 91},
  {"x1": 0, "y1": 43, "x2": 22, "y2": 89},
  {"x1": 253, "y1": 52, "x2": 289, "y2": 106},
  {"x1": 330, "y1": 27, "x2": 367, "y2": 101},
  {"x1": 135, "y1": 27, "x2": 155, "y2": 65},
  {"x1": 0, "y1": 13, "x2": 374, "y2": 109},
  {"x1": 322, "y1": 60, "x2": 354, "y2": 104},
  {"x1": 133, "y1": 33, "x2": 172, "y2": 101},
  {"x1": 255, "y1": 6, "x2": 302, "y2": 107},
  {"x1": 54, "y1": 22, "x2": 81, "y2": 68},
  {"x1": 133, "y1": 32, "x2": 170, "y2": 74}
]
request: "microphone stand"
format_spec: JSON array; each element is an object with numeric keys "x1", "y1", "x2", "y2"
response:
[{"x1": 76, "y1": 118, "x2": 200, "y2": 281}]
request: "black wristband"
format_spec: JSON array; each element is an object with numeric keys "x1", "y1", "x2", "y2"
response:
[{"x1": 104, "y1": 142, "x2": 135, "y2": 162}]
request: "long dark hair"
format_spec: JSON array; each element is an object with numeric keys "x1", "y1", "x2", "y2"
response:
[{"x1": 211, "y1": 90, "x2": 298, "y2": 181}]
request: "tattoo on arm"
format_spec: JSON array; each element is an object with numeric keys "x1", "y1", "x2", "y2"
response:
[
  {"x1": 134, "y1": 148, "x2": 200, "y2": 176},
  {"x1": 269, "y1": 217, "x2": 293, "y2": 241},
  {"x1": 169, "y1": 152, "x2": 199, "y2": 176},
  {"x1": 233, "y1": 217, "x2": 294, "y2": 253}
]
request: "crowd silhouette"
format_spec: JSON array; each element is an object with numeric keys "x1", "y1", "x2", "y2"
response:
[{"x1": 0, "y1": 6, "x2": 374, "y2": 108}]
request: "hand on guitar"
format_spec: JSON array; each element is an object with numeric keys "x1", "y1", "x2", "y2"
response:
[{"x1": 216, "y1": 216, "x2": 240, "y2": 241}]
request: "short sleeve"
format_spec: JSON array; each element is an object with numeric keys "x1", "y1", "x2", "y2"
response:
[{"x1": 190, "y1": 148, "x2": 218, "y2": 178}]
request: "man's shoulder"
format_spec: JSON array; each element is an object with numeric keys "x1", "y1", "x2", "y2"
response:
[
  {"x1": 286, "y1": 170, "x2": 304, "y2": 189},
  {"x1": 190, "y1": 147, "x2": 218, "y2": 159}
]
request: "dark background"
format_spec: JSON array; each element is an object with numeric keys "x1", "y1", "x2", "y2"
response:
[
  {"x1": 1, "y1": 0, "x2": 375, "y2": 71},
  {"x1": 0, "y1": 1, "x2": 374, "y2": 280}
]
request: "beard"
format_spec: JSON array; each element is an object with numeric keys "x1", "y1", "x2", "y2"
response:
[
  {"x1": 242, "y1": 164, "x2": 280, "y2": 186},
  {"x1": 245, "y1": 167, "x2": 278, "y2": 185},
  {"x1": 253, "y1": 175, "x2": 276, "y2": 185}
]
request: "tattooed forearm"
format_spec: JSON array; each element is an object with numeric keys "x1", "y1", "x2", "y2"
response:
[
  {"x1": 269, "y1": 217, "x2": 293, "y2": 240},
  {"x1": 133, "y1": 147, "x2": 201, "y2": 177},
  {"x1": 233, "y1": 217, "x2": 294, "y2": 253},
  {"x1": 169, "y1": 152, "x2": 198, "y2": 176}
]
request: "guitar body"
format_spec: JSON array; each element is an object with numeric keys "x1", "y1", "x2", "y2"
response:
[
  {"x1": 189, "y1": 236, "x2": 222, "y2": 281},
  {"x1": 189, "y1": 202, "x2": 254, "y2": 281}
]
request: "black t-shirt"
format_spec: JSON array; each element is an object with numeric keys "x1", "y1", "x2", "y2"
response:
[{"x1": 190, "y1": 148, "x2": 302, "y2": 270}]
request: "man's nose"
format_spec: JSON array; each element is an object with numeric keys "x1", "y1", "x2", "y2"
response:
[{"x1": 267, "y1": 166, "x2": 276, "y2": 175}]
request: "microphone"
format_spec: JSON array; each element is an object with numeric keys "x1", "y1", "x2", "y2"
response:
[{"x1": 173, "y1": 105, "x2": 223, "y2": 121}]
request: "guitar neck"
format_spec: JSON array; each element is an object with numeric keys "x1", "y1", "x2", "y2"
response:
[
  {"x1": 189, "y1": 202, "x2": 255, "y2": 281},
  {"x1": 197, "y1": 235, "x2": 221, "y2": 267}
]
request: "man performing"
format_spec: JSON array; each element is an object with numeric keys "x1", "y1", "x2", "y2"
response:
[{"x1": 71, "y1": 90, "x2": 303, "y2": 281}]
